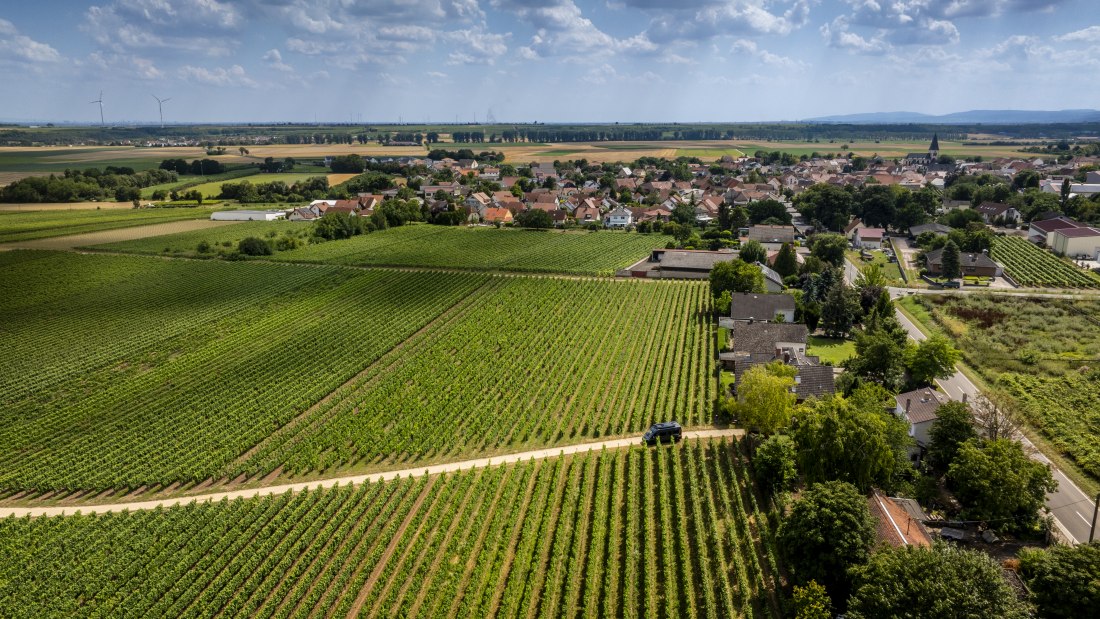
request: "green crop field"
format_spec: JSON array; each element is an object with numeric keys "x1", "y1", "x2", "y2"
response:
[
  {"x1": 96, "y1": 223, "x2": 667, "y2": 276},
  {"x1": 903, "y1": 294, "x2": 1100, "y2": 483},
  {"x1": 0, "y1": 439, "x2": 782, "y2": 619},
  {"x1": 0, "y1": 251, "x2": 488, "y2": 492},
  {"x1": 273, "y1": 225, "x2": 666, "y2": 275},
  {"x1": 89, "y1": 219, "x2": 310, "y2": 254},
  {"x1": 0, "y1": 207, "x2": 218, "y2": 243},
  {"x1": 0, "y1": 251, "x2": 712, "y2": 493},
  {"x1": 991, "y1": 236, "x2": 1100, "y2": 288},
  {"x1": 186, "y1": 172, "x2": 330, "y2": 198},
  {"x1": 239, "y1": 276, "x2": 715, "y2": 478},
  {"x1": 675, "y1": 148, "x2": 746, "y2": 159}
]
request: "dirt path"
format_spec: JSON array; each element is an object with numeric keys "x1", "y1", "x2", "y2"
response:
[
  {"x1": 0, "y1": 201, "x2": 140, "y2": 212},
  {"x1": 0, "y1": 430, "x2": 742, "y2": 518},
  {"x1": 0, "y1": 219, "x2": 236, "y2": 251}
]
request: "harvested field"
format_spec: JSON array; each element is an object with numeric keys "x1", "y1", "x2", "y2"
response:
[
  {"x1": 1, "y1": 219, "x2": 234, "y2": 250},
  {"x1": 0, "y1": 201, "x2": 139, "y2": 212}
]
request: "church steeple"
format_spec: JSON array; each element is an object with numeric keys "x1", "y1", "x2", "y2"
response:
[{"x1": 929, "y1": 133, "x2": 940, "y2": 160}]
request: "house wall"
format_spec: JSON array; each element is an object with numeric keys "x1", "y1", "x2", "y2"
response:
[{"x1": 1052, "y1": 233, "x2": 1100, "y2": 258}]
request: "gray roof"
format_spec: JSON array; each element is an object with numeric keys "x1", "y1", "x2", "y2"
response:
[
  {"x1": 656, "y1": 250, "x2": 738, "y2": 271},
  {"x1": 730, "y1": 293, "x2": 795, "y2": 321},
  {"x1": 925, "y1": 248, "x2": 998, "y2": 269},
  {"x1": 896, "y1": 388, "x2": 946, "y2": 424},
  {"x1": 794, "y1": 365, "x2": 836, "y2": 399},
  {"x1": 730, "y1": 322, "x2": 808, "y2": 355},
  {"x1": 746, "y1": 225, "x2": 797, "y2": 243},
  {"x1": 909, "y1": 223, "x2": 952, "y2": 237}
]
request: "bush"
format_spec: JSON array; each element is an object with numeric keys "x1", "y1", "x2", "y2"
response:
[
  {"x1": 237, "y1": 237, "x2": 273, "y2": 256},
  {"x1": 275, "y1": 235, "x2": 300, "y2": 251},
  {"x1": 195, "y1": 241, "x2": 211, "y2": 254}
]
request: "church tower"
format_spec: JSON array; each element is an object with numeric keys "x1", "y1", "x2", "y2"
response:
[{"x1": 928, "y1": 133, "x2": 940, "y2": 162}]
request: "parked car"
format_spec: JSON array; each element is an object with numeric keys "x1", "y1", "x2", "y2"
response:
[
  {"x1": 942, "y1": 280, "x2": 961, "y2": 289},
  {"x1": 643, "y1": 421, "x2": 683, "y2": 446}
]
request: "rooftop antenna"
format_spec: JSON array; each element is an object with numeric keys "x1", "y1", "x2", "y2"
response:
[
  {"x1": 90, "y1": 90, "x2": 104, "y2": 126},
  {"x1": 151, "y1": 95, "x2": 171, "y2": 128}
]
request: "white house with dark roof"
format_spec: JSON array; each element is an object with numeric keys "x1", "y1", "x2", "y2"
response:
[
  {"x1": 1050, "y1": 226, "x2": 1100, "y2": 259},
  {"x1": 604, "y1": 205, "x2": 633, "y2": 229},
  {"x1": 730, "y1": 293, "x2": 795, "y2": 323},
  {"x1": 895, "y1": 387, "x2": 948, "y2": 461}
]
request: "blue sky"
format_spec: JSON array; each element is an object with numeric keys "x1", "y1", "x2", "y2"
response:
[{"x1": 0, "y1": 0, "x2": 1097, "y2": 124}]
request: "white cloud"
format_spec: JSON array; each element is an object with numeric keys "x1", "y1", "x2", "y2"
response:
[
  {"x1": 730, "y1": 39, "x2": 805, "y2": 69},
  {"x1": 444, "y1": 27, "x2": 509, "y2": 65},
  {"x1": 820, "y1": 18, "x2": 890, "y2": 54},
  {"x1": 84, "y1": 4, "x2": 234, "y2": 56},
  {"x1": 0, "y1": 18, "x2": 63, "y2": 64},
  {"x1": 86, "y1": 51, "x2": 163, "y2": 79},
  {"x1": 496, "y1": 0, "x2": 649, "y2": 59},
  {"x1": 178, "y1": 64, "x2": 258, "y2": 88},
  {"x1": 644, "y1": 0, "x2": 814, "y2": 44},
  {"x1": 1055, "y1": 26, "x2": 1100, "y2": 43},
  {"x1": 262, "y1": 49, "x2": 294, "y2": 72}
]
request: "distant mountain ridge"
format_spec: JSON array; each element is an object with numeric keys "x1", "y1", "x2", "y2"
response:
[{"x1": 804, "y1": 109, "x2": 1100, "y2": 124}]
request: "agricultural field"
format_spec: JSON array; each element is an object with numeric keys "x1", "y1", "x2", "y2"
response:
[
  {"x1": 0, "y1": 252, "x2": 712, "y2": 494},
  {"x1": 237, "y1": 276, "x2": 714, "y2": 478},
  {"x1": 733, "y1": 139, "x2": 1028, "y2": 159},
  {"x1": 185, "y1": 172, "x2": 333, "y2": 198},
  {"x1": 275, "y1": 225, "x2": 667, "y2": 275},
  {"x1": 675, "y1": 148, "x2": 747, "y2": 159},
  {"x1": 0, "y1": 439, "x2": 782, "y2": 619},
  {"x1": 902, "y1": 294, "x2": 1100, "y2": 481},
  {"x1": 0, "y1": 251, "x2": 488, "y2": 492},
  {"x1": 990, "y1": 236, "x2": 1100, "y2": 288},
  {"x1": 90, "y1": 220, "x2": 310, "y2": 254},
  {"x1": 97, "y1": 223, "x2": 668, "y2": 276},
  {"x1": 0, "y1": 207, "x2": 219, "y2": 243}
]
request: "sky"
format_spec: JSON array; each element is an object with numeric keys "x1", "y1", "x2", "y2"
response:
[{"x1": 0, "y1": 0, "x2": 1098, "y2": 124}]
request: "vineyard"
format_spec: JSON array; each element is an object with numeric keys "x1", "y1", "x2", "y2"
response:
[
  {"x1": 236, "y1": 275, "x2": 714, "y2": 478},
  {"x1": 0, "y1": 251, "x2": 488, "y2": 492},
  {"x1": 909, "y1": 293, "x2": 1100, "y2": 480},
  {"x1": 0, "y1": 207, "x2": 216, "y2": 243},
  {"x1": 89, "y1": 219, "x2": 306, "y2": 254},
  {"x1": 96, "y1": 223, "x2": 667, "y2": 276},
  {"x1": 0, "y1": 251, "x2": 712, "y2": 495},
  {"x1": 0, "y1": 439, "x2": 783, "y2": 619},
  {"x1": 990, "y1": 236, "x2": 1100, "y2": 288}
]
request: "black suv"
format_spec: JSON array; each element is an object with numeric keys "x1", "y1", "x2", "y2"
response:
[{"x1": 643, "y1": 421, "x2": 683, "y2": 446}]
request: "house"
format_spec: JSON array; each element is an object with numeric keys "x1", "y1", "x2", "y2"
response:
[
  {"x1": 605, "y1": 206, "x2": 633, "y2": 229},
  {"x1": 757, "y1": 262, "x2": 785, "y2": 292},
  {"x1": 1028, "y1": 216, "x2": 1081, "y2": 245},
  {"x1": 721, "y1": 321, "x2": 835, "y2": 402},
  {"x1": 465, "y1": 192, "x2": 492, "y2": 215},
  {"x1": 974, "y1": 202, "x2": 1020, "y2": 224},
  {"x1": 903, "y1": 134, "x2": 940, "y2": 166},
  {"x1": 729, "y1": 293, "x2": 796, "y2": 323},
  {"x1": 850, "y1": 227, "x2": 886, "y2": 249},
  {"x1": 895, "y1": 387, "x2": 948, "y2": 461},
  {"x1": 642, "y1": 249, "x2": 739, "y2": 279},
  {"x1": 1049, "y1": 226, "x2": 1100, "y2": 259},
  {"x1": 574, "y1": 206, "x2": 601, "y2": 224},
  {"x1": 924, "y1": 248, "x2": 1001, "y2": 278},
  {"x1": 745, "y1": 224, "x2": 798, "y2": 247},
  {"x1": 868, "y1": 488, "x2": 932, "y2": 547},
  {"x1": 479, "y1": 167, "x2": 500, "y2": 180},
  {"x1": 908, "y1": 222, "x2": 952, "y2": 239},
  {"x1": 482, "y1": 207, "x2": 513, "y2": 224},
  {"x1": 287, "y1": 207, "x2": 318, "y2": 221}
]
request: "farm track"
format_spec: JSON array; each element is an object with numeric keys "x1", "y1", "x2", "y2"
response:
[{"x1": 0, "y1": 430, "x2": 741, "y2": 518}]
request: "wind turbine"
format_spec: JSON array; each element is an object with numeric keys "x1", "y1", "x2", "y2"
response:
[
  {"x1": 152, "y1": 95, "x2": 171, "y2": 128},
  {"x1": 90, "y1": 91, "x2": 104, "y2": 126}
]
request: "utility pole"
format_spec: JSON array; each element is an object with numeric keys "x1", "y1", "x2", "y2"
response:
[{"x1": 1090, "y1": 492, "x2": 1099, "y2": 543}]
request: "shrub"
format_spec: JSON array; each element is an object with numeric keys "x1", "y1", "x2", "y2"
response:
[{"x1": 237, "y1": 237, "x2": 273, "y2": 256}]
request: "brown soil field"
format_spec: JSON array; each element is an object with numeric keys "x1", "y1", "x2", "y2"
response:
[
  {"x1": 327, "y1": 173, "x2": 360, "y2": 186},
  {"x1": 0, "y1": 219, "x2": 236, "y2": 251},
  {"x1": 0, "y1": 171, "x2": 53, "y2": 186}
]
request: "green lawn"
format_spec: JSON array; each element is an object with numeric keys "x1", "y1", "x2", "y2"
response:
[
  {"x1": 807, "y1": 336, "x2": 856, "y2": 365},
  {"x1": 847, "y1": 249, "x2": 906, "y2": 286}
]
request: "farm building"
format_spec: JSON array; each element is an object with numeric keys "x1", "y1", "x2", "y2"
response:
[
  {"x1": 908, "y1": 222, "x2": 952, "y2": 239},
  {"x1": 924, "y1": 248, "x2": 1001, "y2": 278},
  {"x1": 211, "y1": 210, "x2": 285, "y2": 221},
  {"x1": 1049, "y1": 226, "x2": 1100, "y2": 259},
  {"x1": 1028, "y1": 216, "x2": 1081, "y2": 245}
]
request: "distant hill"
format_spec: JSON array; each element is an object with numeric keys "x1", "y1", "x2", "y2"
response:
[{"x1": 804, "y1": 109, "x2": 1100, "y2": 124}]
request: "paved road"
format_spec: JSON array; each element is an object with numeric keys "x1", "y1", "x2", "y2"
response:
[
  {"x1": 0, "y1": 429, "x2": 743, "y2": 518},
  {"x1": 893, "y1": 306, "x2": 1097, "y2": 543}
]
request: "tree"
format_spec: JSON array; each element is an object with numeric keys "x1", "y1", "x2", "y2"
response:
[
  {"x1": 792, "y1": 581, "x2": 831, "y2": 619},
  {"x1": 947, "y1": 438, "x2": 1057, "y2": 528},
  {"x1": 794, "y1": 183, "x2": 854, "y2": 231},
  {"x1": 847, "y1": 544, "x2": 1029, "y2": 619},
  {"x1": 809, "y1": 232, "x2": 848, "y2": 267},
  {"x1": 754, "y1": 434, "x2": 798, "y2": 494},
  {"x1": 820, "y1": 280, "x2": 862, "y2": 338},
  {"x1": 940, "y1": 239, "x2": 961, "y2": 280},
  {"x1": 515, "y1": 208, "x2": 553, "y2": 229},
  {"x1": 847, "y1": 329, "x2": 909, "y2": 391},
  {"x1": 738, "y1": 239, "x2": 767, "y2": 264},
  {"x1": 857, "y1": 184, "x2": 896, "y2": 229},
  {"x1": 329, "y1": 154, "x2": 365, "y2": 173},
  {"x1": 1019, "y1": 542, "x2": 1100, "y2": 619},
  {"x1": 791, "y1": 390, "x2": 911, "y2": 491},
  {"x1": 778, "y1": 481, "x2": 876, "y2": 603},
  {"x1": 734, "y1": 363, "x2": 797, "y2": 434},
  {"x1": 926, "y1": 401, "x2": 978, "y2": 472},
  {"x1": 906, "y1": 334, "x2": 961, "y2": 386},
  {"x1": 709, "y1": 259, "x2": 765, "y2": 297},
  {"x1": 747, "y1": 198, "x2": 791, "y2": 224},
  {"x1": 237, "y1": 237, "x2": 273, "y2": 256},
  {"x1": 671, "y1": 201, "x2": 695, "y2": 226},
  {"x1": 773, "y1": 243, "x2": 798, "y2": 278},
  {"x1": 970, "y1": 393, "x2": 1019, "y2": 441}
]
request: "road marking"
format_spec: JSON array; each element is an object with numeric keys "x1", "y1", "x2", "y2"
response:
[{"x1": 1079, "y1": 512, "x2": 1093, "y2": 526}]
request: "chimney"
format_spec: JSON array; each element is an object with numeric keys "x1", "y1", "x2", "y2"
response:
[
  {"x1": 962, "y1": 393, "x2": 968, "y2": 403},
  {"x1": 775, "y1": 347, "x2": 782, "y2": 359},
  {"x1": 905, "y1": 398, "x2": 911, "y2": 414}
]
